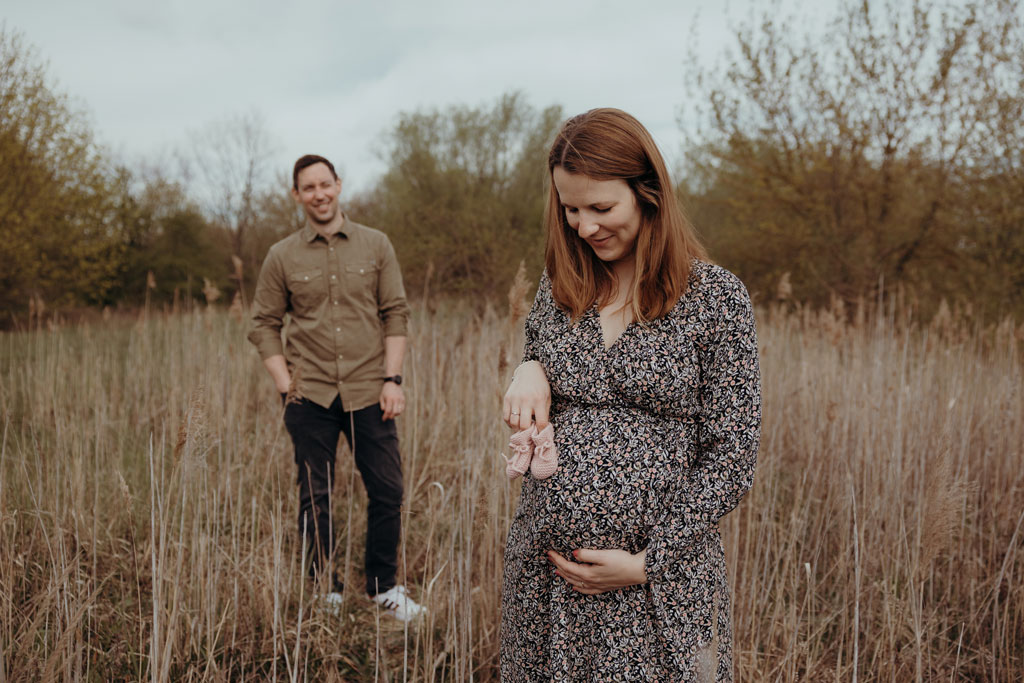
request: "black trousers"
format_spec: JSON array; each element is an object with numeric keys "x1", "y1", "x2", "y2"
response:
[{"x1": 283, "y1": 395, "x2": 403, "y2": 596}]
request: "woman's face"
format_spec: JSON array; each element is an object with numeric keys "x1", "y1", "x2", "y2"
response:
[{"x1": 552, "y1": 166, "x2": 642, "y2": 267}]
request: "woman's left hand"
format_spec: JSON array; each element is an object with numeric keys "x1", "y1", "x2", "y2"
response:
[{"x1": 547, "y1": 548, "x2": 648, "y2": 595}]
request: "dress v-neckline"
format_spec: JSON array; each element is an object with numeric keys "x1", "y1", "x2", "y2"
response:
[{"x1": 592, "y1": 304, "x2": 632, "y2": 351}]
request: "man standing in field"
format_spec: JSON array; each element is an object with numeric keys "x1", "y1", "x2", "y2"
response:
[{"x1": 248, "y1": 154, "x2": 425, "y2": 622}]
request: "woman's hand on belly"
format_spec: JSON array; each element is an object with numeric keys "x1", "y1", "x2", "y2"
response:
[{"x1": 546, "y1": 548, "x2": 648, "y2": 595}]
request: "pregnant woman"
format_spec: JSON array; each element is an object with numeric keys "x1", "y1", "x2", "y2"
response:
[{"x1": 501, "y1": 109, "x2": 761, "y2": 682}]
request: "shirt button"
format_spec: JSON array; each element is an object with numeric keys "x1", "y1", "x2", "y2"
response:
[
  {"x1": 329, "y1": 247, "x2": 334, "y2": 252},
  {"x1": 333, "y1": 300, "x2": 338, "y2": 305},
  {"x1": 331, "y1": 275, "x2": 336, "y2": 280},
  {"x1": 335, "y1": 327, "x2": 341, "y2": 332},
  {"x1": 337, "y1": 354, "x2": 343, "y2": 360}
]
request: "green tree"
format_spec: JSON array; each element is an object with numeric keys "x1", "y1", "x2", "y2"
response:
[
  {"x1": 107, "y1": 168, "x2": 231, "y2": 306},
  {"x1": 0, "y1": 26, "x2": 120, "y2": 313},
  {"x1": 953, "y1": 1, "x2": 1024, "y2": 318},
  {"x1": 354, "y1": 92, "x2": 563, "y2": 298},
  {"x1": 681, "y1": 0, "x2": 1024, "y2": 318}
]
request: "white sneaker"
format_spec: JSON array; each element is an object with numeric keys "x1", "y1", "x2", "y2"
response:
[
  {"x1": 372, "y1": 585, "x2": 426, "y2": 622},
  {"x1": 317, "y1": 591, "x2": 344, "y2": 616}
]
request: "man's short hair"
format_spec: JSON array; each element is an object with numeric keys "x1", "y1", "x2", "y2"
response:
[{"x1": 292, "y1": 154, "x2": 338, "y2": 190}]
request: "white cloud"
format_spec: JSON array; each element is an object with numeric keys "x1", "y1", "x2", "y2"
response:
[{"x1": 4, "y1": 0, "x2": 756, "y2": 193}]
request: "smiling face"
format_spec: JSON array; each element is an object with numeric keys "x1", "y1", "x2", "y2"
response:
[
  {"x1": 291, "y1": 162, "x2": 342, "y2": 225},
  {"x1": 552, "y1": 166, "x2": 642, "y2": 270}
]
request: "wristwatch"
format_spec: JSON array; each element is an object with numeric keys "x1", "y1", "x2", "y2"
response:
[{"x1": 383, "y1": 375, "x2": 403, "y2": 385}]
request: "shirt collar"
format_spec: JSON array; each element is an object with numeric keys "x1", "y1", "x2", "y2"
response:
[{"x1": 301, "y1": 211, "x2": 350, "y2": 243}]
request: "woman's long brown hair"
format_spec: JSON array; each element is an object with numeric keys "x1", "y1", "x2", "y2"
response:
[{"x1": 545, "y1": 108, "x2": 707, "y2": 322}]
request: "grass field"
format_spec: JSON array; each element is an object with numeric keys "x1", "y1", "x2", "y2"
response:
[{"x1": 1, "y1": 294, "x2": 1022, "y2": 681}]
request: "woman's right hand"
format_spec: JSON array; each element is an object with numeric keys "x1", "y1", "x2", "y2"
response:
[{"x1": 503, "y1": 360, "x2": 551, "y2": 431}]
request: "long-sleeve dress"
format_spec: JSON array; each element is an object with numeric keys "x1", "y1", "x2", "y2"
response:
[{"x1": 500, "y1": 260, "x2": 762, "y2": 682}]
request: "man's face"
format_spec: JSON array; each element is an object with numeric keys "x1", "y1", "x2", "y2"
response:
[{"x1": 292, "y1": 162, "x2": 342, "y2": 225}]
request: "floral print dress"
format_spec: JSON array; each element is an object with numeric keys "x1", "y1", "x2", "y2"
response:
[{"x1": 501, "y1": 261, "x2": 762, "y2": 682}]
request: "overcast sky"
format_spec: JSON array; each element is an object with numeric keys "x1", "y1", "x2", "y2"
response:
[{"x1": 4, "y1": 0, "x2": 821, "y2": 194}]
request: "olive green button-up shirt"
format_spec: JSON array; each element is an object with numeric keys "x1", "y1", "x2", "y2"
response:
[{"x1": 247, "y1": 217, "x2": 409, "y2": 410}]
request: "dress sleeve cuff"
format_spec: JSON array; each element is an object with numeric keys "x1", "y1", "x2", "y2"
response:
[{"x1": 644, "y1": 536, "x2": 669, "y2": 584}]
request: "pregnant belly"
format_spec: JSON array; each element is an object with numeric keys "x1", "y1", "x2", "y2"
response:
[{"x1": 520, "y1": 406, "x2": 689, "y2": 556}]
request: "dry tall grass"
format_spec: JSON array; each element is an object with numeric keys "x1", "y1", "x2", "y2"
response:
[{"x1": 1, "y1": 294, "x2": 1021, "y2": 681}]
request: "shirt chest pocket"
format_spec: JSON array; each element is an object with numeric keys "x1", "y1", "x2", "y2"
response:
[
  {"x1": 344, "y1": 261, "x2": 379, "y2": 298},
  {"x1": 288, "y1": 268, "x2": 326, "y2": 309}
]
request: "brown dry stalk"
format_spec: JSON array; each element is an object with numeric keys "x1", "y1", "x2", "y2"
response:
[
  {"x1": 498, "y1": 260, "x2": 531, "y2": 379},
  {"x1": 173, "y1": 385, "x2": 207, "y2": 462},
  {"x1": 228, "y1": 292, "x2": 244, "y2": 322},
  {"x1": 202, "y1": 278, "x2": 221, "y2": 306},
  {"x1": 0, "y1": 299, "x2": 1020, "y2": 680}
]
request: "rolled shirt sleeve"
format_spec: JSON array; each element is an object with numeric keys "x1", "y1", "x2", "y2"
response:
[
  {"x1": 248, "y1": 247, "x2": 288, "y2": 360},
  {"x1": 376, "y1": 237, "x2": 409, "y2": 338}
]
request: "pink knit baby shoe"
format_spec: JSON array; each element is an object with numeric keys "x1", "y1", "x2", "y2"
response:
[
  {"x1": 529, "y1": 423, "x2": 558, "y2": 479},
  {"x1": 506, "y1": 426, "x2": 535, "y2": 479}
]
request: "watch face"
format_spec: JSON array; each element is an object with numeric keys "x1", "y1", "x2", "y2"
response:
[{"x1": 387, "y1": 375, "x2": 402, "y2": 385}]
